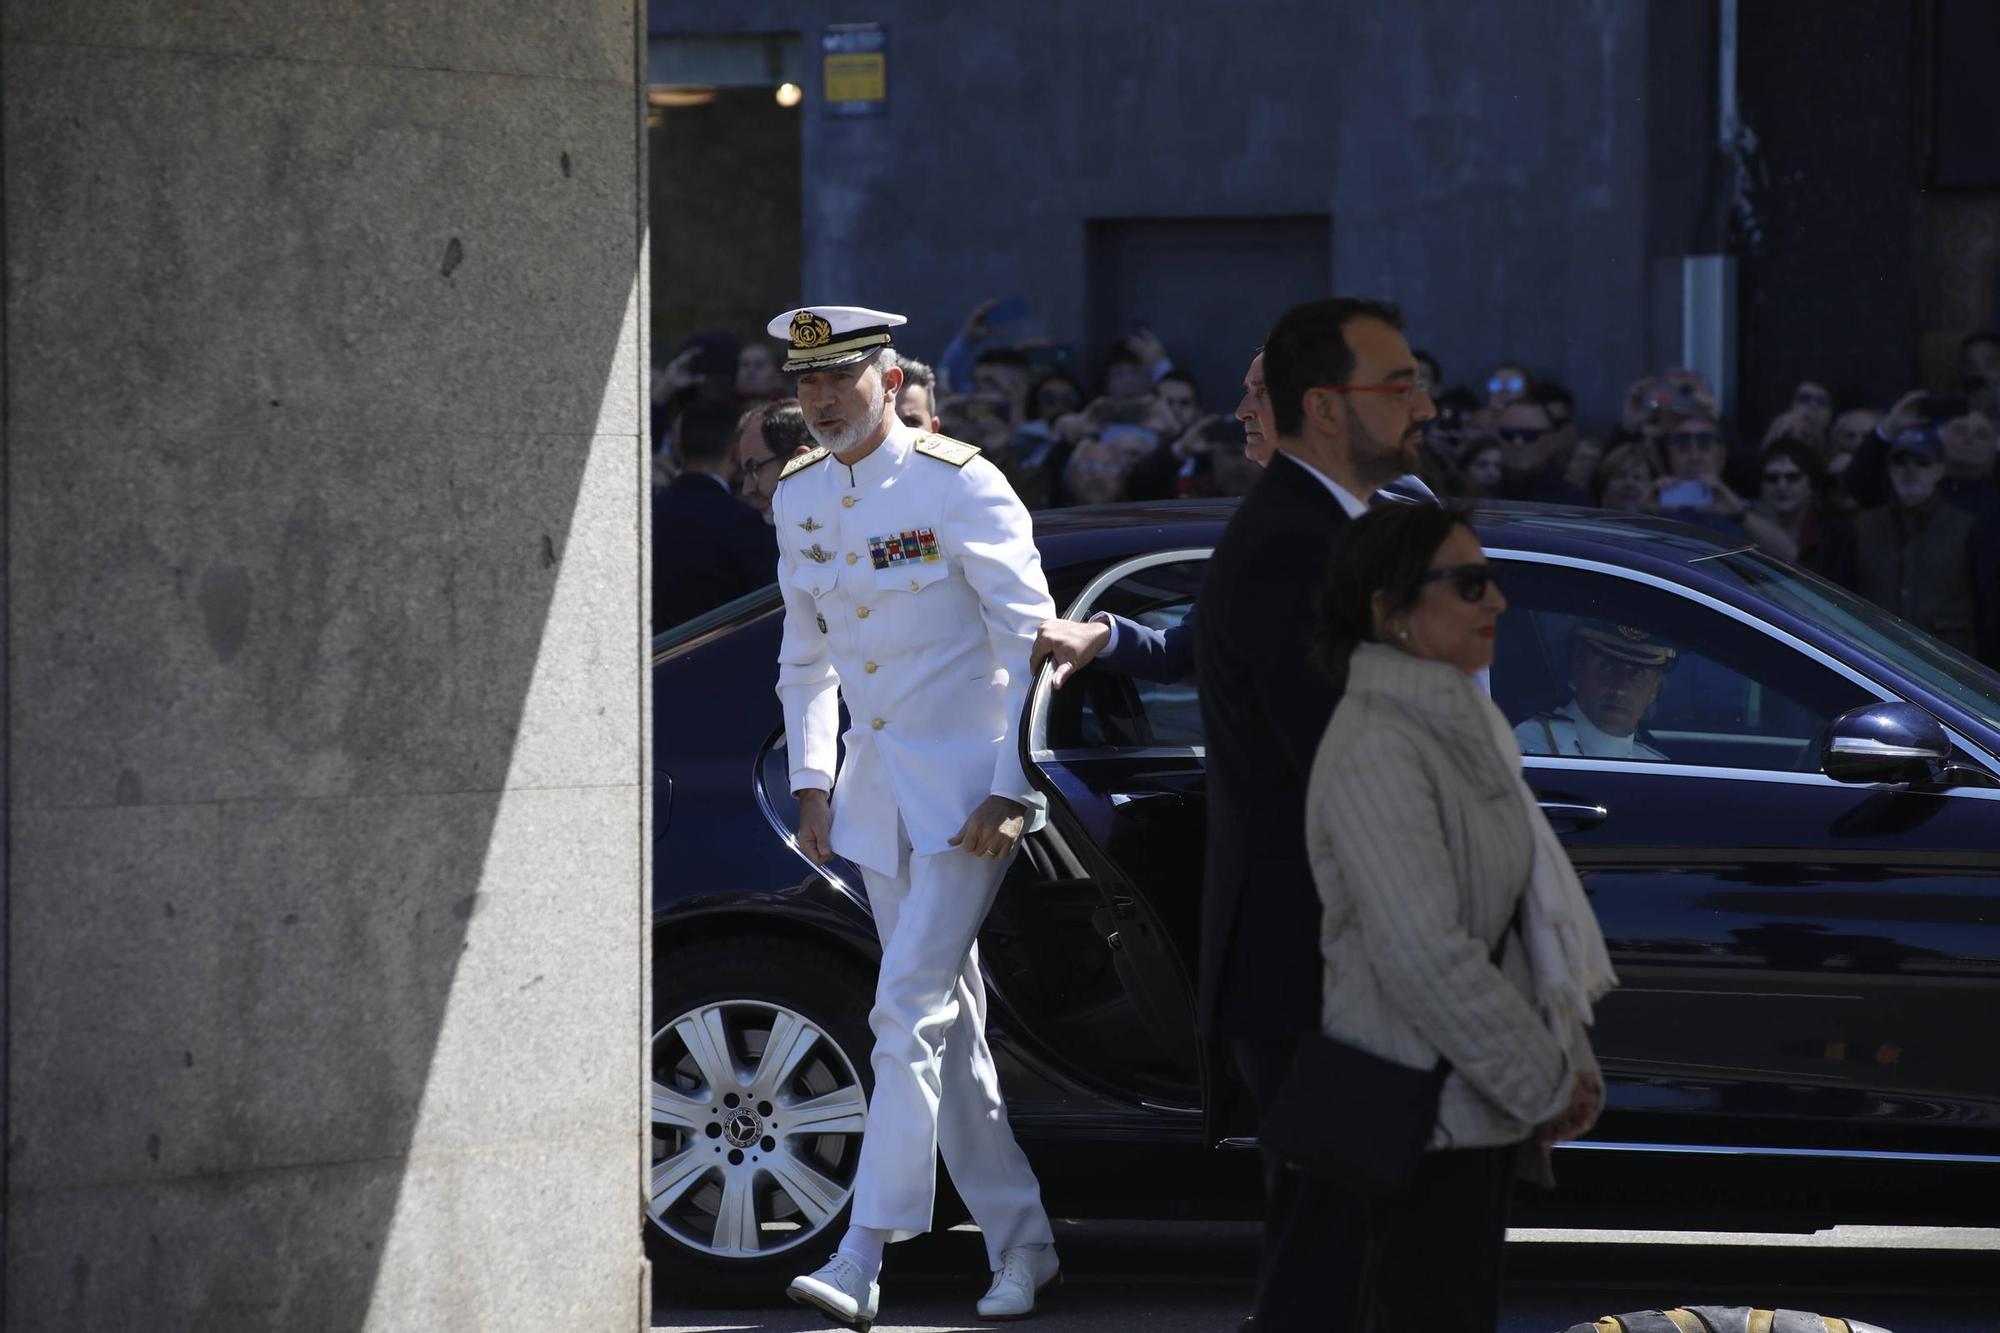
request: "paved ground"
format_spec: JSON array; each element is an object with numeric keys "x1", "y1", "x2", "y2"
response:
[{"x1": 653, "y1": 1221, "x2": 1999, "y2": 1333}]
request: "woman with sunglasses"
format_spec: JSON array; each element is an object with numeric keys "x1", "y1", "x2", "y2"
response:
[
  {"x1": 1288, "y1": 503, "x2": 1612, "y2": 1331},
  {"x1": 1749, "y1": 437, "x2": 1855, "y2": 583}
]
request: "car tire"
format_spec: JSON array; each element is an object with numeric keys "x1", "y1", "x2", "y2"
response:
[{"x1": 648, "y1": 936, "x2": 876, "y2": 1305}]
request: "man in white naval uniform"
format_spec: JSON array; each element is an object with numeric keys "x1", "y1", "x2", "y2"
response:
[
  {"x1": 770, "y1": 306, "x2": 1060, "y2": 1330},
  {"x1": 1515, "y1": 621, "x2": 1676, "y2": 760}
]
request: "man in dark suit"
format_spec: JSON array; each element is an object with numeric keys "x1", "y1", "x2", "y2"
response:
[
  {"x1": 1029, "y1": 346, "x2": 1436, "y2": 690},
  {"x1": 1194, "y1": 298, "x2": 1435, "y2": 1327},
  {"x1": 652, "y1": 398, "x2": 777, "y2": 632},
  {"x1": 1031, "y1": 352, "x2": 1274, "y2": 686}
]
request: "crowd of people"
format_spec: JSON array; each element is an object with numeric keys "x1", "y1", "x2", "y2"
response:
[{"x1": 650, "y1": 308, "x2": 2000, "y2": 668}]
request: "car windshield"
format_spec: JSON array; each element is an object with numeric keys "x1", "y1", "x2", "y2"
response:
[{"x1": 1705, "y1": 548, "x2": 2000, "y2": 735}]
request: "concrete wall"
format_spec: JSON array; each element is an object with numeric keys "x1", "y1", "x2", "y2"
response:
[
  {"x1": 648, "y1": 0, "x2": 1714, "y2": 430},
  {"x1": 1, "y1": 3, "x2": 649, "y2": 1329}
]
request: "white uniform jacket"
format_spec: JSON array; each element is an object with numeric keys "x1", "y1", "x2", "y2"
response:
[
  {"x1": 1513, "y1": 698, "x2": 1667, "y2": 761},
  {"x1": 772, "y1": 424, "x2": 1055, "y2": 877}
]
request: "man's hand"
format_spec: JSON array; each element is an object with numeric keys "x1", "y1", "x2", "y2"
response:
[
  {"x1": 1052, "y1": 409, "x2": 1095, "y2": 442},
  {"x1": 795, "y1": 789, "x2": 835, "y2": 866},
  {"x1": 960, "y1": 298, "x2": 999, "y2": 343},
  {"x1": 1031, "y1": 617, "x2": 1112, "y2": 688},
  {"x1": 1878, "y1": 389, "x2": 1929, "y2": 444},
  {"x1": 1125, "y1": 327, "x2": 1169, "y2": 369},
  {"x1": 947, "y1": 795, "x2": 1028, "y2": 860},
  {"x1": 661, "y1": 345, "x2": 704, "y2": 394},
  {"x1": 1539, "y1": 1070, "x2": 1604, "y2": 1151},
  {"x1": 1171, "y1": 413, "x2": 1223, "y2": 460}
]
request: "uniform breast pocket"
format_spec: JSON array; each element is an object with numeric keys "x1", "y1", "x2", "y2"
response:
[
  {"x1": 789, "y1": 563, "x2": 836, "y2": 600},
  {"x1": 874, "y1": 560, "x2": 949, "y2": 598}
]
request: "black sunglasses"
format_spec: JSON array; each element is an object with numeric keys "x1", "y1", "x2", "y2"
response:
[
  {"x1": 1420, "y1": 563, "x2": 1501, "y2": 602},
  {"x1": 1496, "y1": 426, "x2": 1549, "y2": 443}
]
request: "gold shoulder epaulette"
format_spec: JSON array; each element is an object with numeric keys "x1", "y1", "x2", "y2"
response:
[
  {"x1": 777, "y1": 445, "x2": 830, "y2": 481},
  {"x1": 913, "y1": 434, "x2": 981, "y2": 468}
]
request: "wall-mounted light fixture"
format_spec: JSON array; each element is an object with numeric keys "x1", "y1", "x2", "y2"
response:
[{"x1": 647, "y1": 85, "x2": 717, "y2": 109}]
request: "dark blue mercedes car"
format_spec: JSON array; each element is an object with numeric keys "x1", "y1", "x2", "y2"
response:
[{"x1": 648, "y1": 500, "x2": 2000, "y2": 1299}]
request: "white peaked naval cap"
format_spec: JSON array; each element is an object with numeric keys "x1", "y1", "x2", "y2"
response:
[{"x1": 768, "y1": 305, "x2": 908, "y2": 372}]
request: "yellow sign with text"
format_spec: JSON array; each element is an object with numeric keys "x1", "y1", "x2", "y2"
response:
[{"x1": 824, "y1": 52, "x2": 886, "y2": 104}]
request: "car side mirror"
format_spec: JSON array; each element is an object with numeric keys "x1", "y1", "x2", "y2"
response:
[{"x1": 1821, "y1": 702, "x2": 1951, "y2": 785}]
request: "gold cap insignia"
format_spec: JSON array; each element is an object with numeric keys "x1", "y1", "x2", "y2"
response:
[
  {"x1": 790, "y1": 310, "x2": 833, "y2": 350},
  {"x1": 1574, "y1": 620, "x2": 1677, "y2": 668}
]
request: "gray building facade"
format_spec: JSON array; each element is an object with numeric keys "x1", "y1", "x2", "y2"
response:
[
  {"x1": 3, "y1": 1, "x2": 650, "y2": 1328},
  {"x1": 649, "y1": 0, "x2": 1722, "y2": 429}
]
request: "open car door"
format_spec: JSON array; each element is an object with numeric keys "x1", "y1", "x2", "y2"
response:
[{"x1": 988, "y1": 549, "x2": 1217, "y2": 1122}]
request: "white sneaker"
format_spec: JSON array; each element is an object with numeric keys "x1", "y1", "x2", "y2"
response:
[
  {"x1": 976, "y1": 1244, "x2": 1060, "y2": 1320},
  {"x1": 787, "y1": 1253, "x2": 881, "y2": 1331}
]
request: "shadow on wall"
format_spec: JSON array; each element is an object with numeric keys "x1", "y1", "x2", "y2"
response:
[{"x1": 2, "y1": 12, "x2": 644, "y2": 1330}]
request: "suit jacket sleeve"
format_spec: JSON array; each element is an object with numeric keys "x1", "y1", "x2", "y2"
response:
[
  {"x1": 1232, "y1": 525, "x2": 1342, "y2": 777},
  {"x1": 1097, "y1": 611, "x2": 1195, "y2": 683},
  {"x1": 770, "y1": 482, "x2": 840, "y2": 794},
  {"x1": 944, "y1": 456, "x2": 1057, "y2": 822},
  {"x1": 727, "y1": 507, "x2": 778, "y2": 600}
]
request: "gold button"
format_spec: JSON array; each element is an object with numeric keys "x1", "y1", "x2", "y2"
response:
[
  {"x1": 856, "y1": 606, "x2": 870, "y2": 619},
  {"x1": 909, "y1": 579, "x2": 921, "y2": 591},
  {"x1": 864, "y1": 662, "x2": 879, "y2": 674},
  {"x1": 841, "y1": 496, "x2": 857, "y2": 508},
  {"x1": 846, "y1": 552, "x2": 858, "y2": 565},
  {"x1": 870, "y1": 717, "x2": 886, "y2": 730},
  {"x1": 811, "y1": 586, "x2": 821, "y2": 596}
]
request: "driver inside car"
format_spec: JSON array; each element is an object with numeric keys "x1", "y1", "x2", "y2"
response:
[{"x1": 1516, "y1": 621, "x2": 1677, "y2": 760}]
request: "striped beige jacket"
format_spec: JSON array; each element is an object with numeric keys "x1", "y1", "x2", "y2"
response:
[{"x1": 1305, "y1": 643, "x2": 1596, "y2": 1152}]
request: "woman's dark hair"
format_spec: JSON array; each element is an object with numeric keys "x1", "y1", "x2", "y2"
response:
[
  {"x1": 1312, "y1": 502, "x2": 1475, "y2": 690},
  {"x1": 1756, "y1": 435, "x2": 1829, "y2": 507},
  {"x1": 1592, "y1": 440, "x2": 1661, "y2": 503}
]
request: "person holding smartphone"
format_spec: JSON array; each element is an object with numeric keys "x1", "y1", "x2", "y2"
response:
[
  {"x1": 1650, "y1": 417, "x2": 1744, "y2": 520},
  {"x1": 1650, "y1": 415, "x2": 1798, "y2": 562}
]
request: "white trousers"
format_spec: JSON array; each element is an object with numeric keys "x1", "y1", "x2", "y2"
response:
[{"x1": 848, "y1": 826, "x2": 1054, "y2": 1268}]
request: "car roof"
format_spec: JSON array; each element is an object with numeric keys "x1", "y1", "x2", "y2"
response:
[
  {"x1": 657, "y1": 499, "x2": 1761, "y2": 662},
  {"x1": 1031, "y1": 498, "x2": 1752, "y2": 577}
]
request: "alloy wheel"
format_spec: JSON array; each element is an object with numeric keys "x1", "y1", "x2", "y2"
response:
[{"x1": 649, "y1": 998, "x2": 868, "y2": 1259}]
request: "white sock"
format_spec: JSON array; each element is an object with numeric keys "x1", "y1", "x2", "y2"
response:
[{"x1": 835, "y1": 1226, "x2": 888, "y2": 1281}]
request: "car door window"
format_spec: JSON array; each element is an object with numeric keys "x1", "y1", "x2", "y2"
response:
[
  {"x1": 1046, "y1": 557, "x2": 1206, "y2": 750},
  {"x1": 1490, "y1": 558, "x2": 1876, "y2": 771}
]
